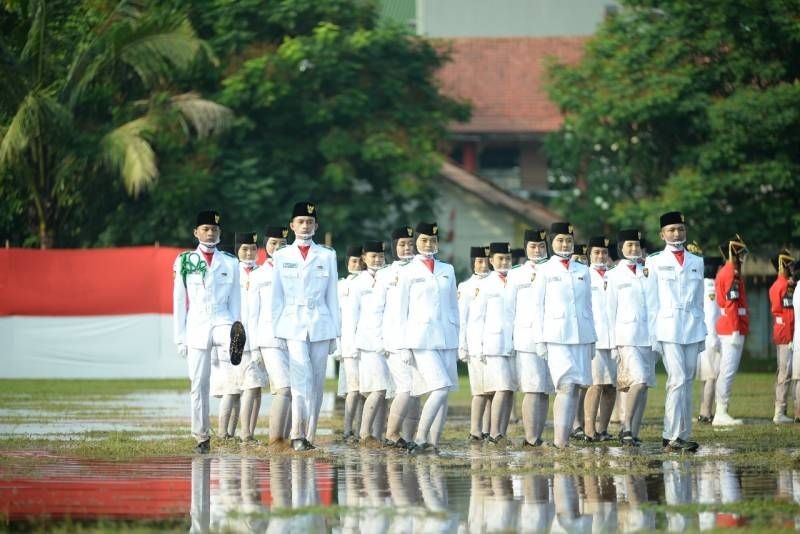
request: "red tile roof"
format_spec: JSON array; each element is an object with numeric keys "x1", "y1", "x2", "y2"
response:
[{"x1": 436, "y1": 37, "x2": 587, "y2": 134}]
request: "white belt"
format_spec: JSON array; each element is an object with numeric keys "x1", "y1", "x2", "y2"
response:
[
  {"x1": 721, "y1": 308, "x2": 747, "y2": 316},
  {"x1": 287, "y1": 296, "x2": 316, "y2": 309}
]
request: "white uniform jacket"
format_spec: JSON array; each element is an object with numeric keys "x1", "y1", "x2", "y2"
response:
[
  {"x1": 239, "y1": 262, "x2": 260, "y2": 351},
  {"x1": 605, "y1": 262, "x2": 650, "y2": 347},
  {"x1": 376, "y1": 261, "x2": 409, "y2": 352},
  {"x1": 590, "y1": 267, "x2": 612, "y2": 349},
  {"x1": 531, "y1": 256, "x2": 597, "y2": 345},
  {"x1": 173, "y1": 247, "x2": 241, "y2": 349},
  {"x1": 342, "y1": 270, "x2": 386, "y2": 354},
  {"x1": 507, "y1": 260, "x2": 542, "y2": 352},
  {"x1": 457, "y1": 274, "x2": 484, "y2": 354},
  {"x1": 397, "y1": 256, "x2": 459, "y2": 350},
  {"x1": 703, "y1": 278, "x2": 721, "y2": 349},
  {"x1": 249, "y1": 260, "x2": 283, "y2": 348},
  {"x1": 644, "y1": 248, "x2": 706, "y2": 345},
  {"x1": 271, "y1": 242, "x2": 340, "y2": 342},
  {"x1": 337, "y1": 273, "x2": 359, "y2": 357},
  {"x1": 467, "y1": 272, "x2": 513, "y2": 357}
]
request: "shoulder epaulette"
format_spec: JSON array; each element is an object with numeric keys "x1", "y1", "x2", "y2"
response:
[
  {"x1": 535, "y1": 258, "x2": 548, "y2": 264},
  {"x1": 607, "y1": 264, "x2": 617, "y2": 270},
  {"x1": 220, "y1": 251, "x2": 237, "y2": 259},
  {"x1": 319, "y1": 244, "x2": 335, "y2": 251},
  {"x1": 648, "y1": 251, "x2": 662, "y2": 257},
  {"x1": 511, "y1": 264, "x2": 522, "y2": 270}
]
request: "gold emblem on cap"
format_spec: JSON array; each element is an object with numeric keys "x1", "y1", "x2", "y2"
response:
[
  {"x1": 637, "y1": 231, "x2": 642, "y2": 240},
  {"x1": 604, "y1": 238, "x2": 609, "y2": 247},
  {"x1": 568, "y1": 224, "x2": 574, "y2": 234},
  {"x1": 281, "y1": 228, "x2": 289, "y2": 238},
  {"x1": 484, "y1": 247, "x2": 490, "y2": 256},
  {"x1": 680, "y1": 214, "x2": 685, "y2": 222},
  {"x1": 307, "y1": 204, "x2": 315, "y2": 214},
  {"x1": 539, "y1": 231, "x2": 546, "y2": 240},
  {"x1": 214, "y1": 214, "x2": 220, "y2": 224},
  {"x1": 406, "y1": 227, "x2": 413, "y2": 237},
  {"x1": 252, "y1": 234, "x2": 258, "y2": 243},
  {"x1": 432, "y1": 224, "x2": 438, "y2": 235},
  {"x1": 381, "y1": 242, "x2": 386, "y2": 251}
]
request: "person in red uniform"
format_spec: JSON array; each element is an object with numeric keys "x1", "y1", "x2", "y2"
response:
[
  {"x1": 712, "y1": 235, "x2": 749, "y2": 426},
  {"x1": 769, "y1": 250, "x2": 795, "y2": 424}
]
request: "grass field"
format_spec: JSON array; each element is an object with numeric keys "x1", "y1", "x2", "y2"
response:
[{"x1": 3, "y1": 373, "x2": 800, "y2": 532}]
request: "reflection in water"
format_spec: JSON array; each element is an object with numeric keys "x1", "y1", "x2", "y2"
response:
[{"x1": 0, "y1": 450, "x2": 796, "y2": 532}]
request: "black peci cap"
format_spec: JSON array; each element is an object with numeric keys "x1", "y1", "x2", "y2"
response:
[
  {"x1": 235, "y1": 232, "x2": 258, "y2": 248},
  {"x1": 617, "y1": 229, "x2": 642, "y2": 244},
  {"x1": 588, "y1": 236, "x2": 610, "y2": 251},
  {"x1": 292, "y1": 201, "x2": 317, "y2": 220},
  {"x1": 550, "y1": 222, "x2": 574, "y2": 236},
  {"x1": 196, "y1": 210, "x2": 221, "y2": 227},
  {"x1": 363, "y1": 241, "x2": 386, "y2": 253},
  {"x1": 264, "y1": 226, "x2": 289, "y2": 240},
  {"x1": 489, "y1": 242, "x2": 511, "y2": 255},
  {"x1": 523, "y1": 228, "x2": 548, "y2": 244},
  {"x1": 346, "y1": 245, "x2": 363, "y2": 258},
  {"x1": 415, "y1": 222, "x2": 439, "y2": 236},
  {"x1": 470, "y1": 246, "x2": 489, "y2": 259},
  {"x1": 659, "y1": 211, "x2": 684, "y2": 228},
  {"x1": 391, "y1": 226, "x2": 414, "y2": 240}
]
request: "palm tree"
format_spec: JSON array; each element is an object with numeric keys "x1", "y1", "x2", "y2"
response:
[{"x1": 0, "y1": 0, "x2": 232, "y2": 247}]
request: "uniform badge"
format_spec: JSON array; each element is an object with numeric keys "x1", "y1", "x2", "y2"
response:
[
  {"x1": 708, "y1": 293, "x2": 715, "y2": 300},
  {"x1": 214, "y1": 214, "x2": 220, "y2": 224},
  {"x1": 604, "y1": 281, "x2": 607, "y2": 290},
  {"x1": 643, "y1": 268, "x2": 649, "y2": 278},
  {"x1": 474, "y1": 287, "x2": 480, "y2": 297},
  {"x1": 281, "y1": 228, "x2": 289, "y2": 238},
  {"x1": 531, "y1": 272, "x2": 536, "y2": 282},
  {"x1": 221, "y1": 272, "x2": 228, "y2": 277}
]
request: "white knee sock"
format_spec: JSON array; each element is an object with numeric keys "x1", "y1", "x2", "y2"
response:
[
  {"x1": 554, "y1": 384, "x2": 578, "y2": 447},
  {"x1": 415, "y1": 388, "x2": 448, "y2": 445},
  {"x1": 359, "y1": 391, "x2": 386, "y2": 440},
  {"x1": 270, "y1": 388, "x2": 291, "y2": 442}
]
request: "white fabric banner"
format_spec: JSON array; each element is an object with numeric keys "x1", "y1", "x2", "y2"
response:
[{"x1": 0, "y1": 315, "x2": 186, "y2": 378}]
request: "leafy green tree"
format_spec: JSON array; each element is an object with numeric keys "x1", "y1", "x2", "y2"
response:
[
  {"x1": 0, "y1": 0, "x2": 230, "y2": 247},
  {"x1": 545, "y1": 0, "x2": 800, "y2": 252},
  {"x1": 97, "y1": 0, "x2": 468, "y2": 252}
]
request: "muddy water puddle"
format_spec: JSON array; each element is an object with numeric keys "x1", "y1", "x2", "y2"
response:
[
  {"x1": 0, "y1": 391, "x2": 335, "y2": 440},
  {"x1": 2, "y1": 449, "x2": 799, "y2": 532}
]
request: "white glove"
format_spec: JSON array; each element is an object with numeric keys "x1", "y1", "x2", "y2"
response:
[
  {"x1": 399, "y1": 349, "x2": 413, "y2": 365},
  {"x1": 177, "y1": 344, "x2": 188, "y2": 359},
  {"x1": 458, "y1": 348, "x2": 469, "y2": 362},
  {"x1": 534, "y1": 342, "x2": 548, "y2": 358},
  {"x1": 730, "y1": 331, "x2": 744, "y2": 347}
]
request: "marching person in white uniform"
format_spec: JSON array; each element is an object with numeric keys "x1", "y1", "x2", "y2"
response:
[
  {"x1": 458, "y1": 245, "x2": 492, "y2": 441},
  {"x1": 398, "y1": 222, "x2": 459, "y2": 454},
  {"x1": 606, "y1": 229, "x2": 652, "y2": 446},
  {"x1": 583, "y1": 236, "x2": 617, "y2": 442},
  {"x1": 343, "y1": 241, "x2": 394, "y2": 444},
  {"x1": 235, "y1": 232, "x2": 268, "y2": 444},
  {"x1": 465, "y1": 242, "x2": 516, "y2": 443},
  {"x1": 250, "y1": 225, "x2": 291, "y2": 445},
  {"x1": 380, "y1": 226, "x2": 420, "y2": 448},
  {"x1": 569, "y1": 242, "x2": 590, "y2": 440},
  {"x1": 338, "y1": 244, "x2": 365, "y2": 441},
  {"x1": 271, "y1": 201, "x2": 340, "y2": 451},
  {"x1": 696, "y1": 254, "x2": 723, "y2": 424},
  {"x1": 645, "y1": 211, "x2": 704, "y2": 452},
  {"x1": 173, "y1": 210, "x2": 241, "y2": 454},
  {"x1": 531, "y1": 222, "x2": 597, "y2": 449},
  {"x1": 508, "y1": 228, "x2": 554, "y2": 447}
]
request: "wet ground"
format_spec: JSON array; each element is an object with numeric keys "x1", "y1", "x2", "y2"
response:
[
  {"x1": 3, "y1": 447, "x2": 800, "y2": 532},
  {"x1": 3, "y1": 383, "x2": 800, "y2": 531}
]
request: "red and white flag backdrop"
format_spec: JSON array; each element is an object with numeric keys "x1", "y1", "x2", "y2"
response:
[{"x1": 0, "y1": 247, "x2": 189, "y2": 378}]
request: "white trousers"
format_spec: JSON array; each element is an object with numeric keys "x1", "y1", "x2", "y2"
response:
[
  {"x1": 716, "y1": 335, "x2": 745, "y2": 406},
  {"x1": 287, "y1": 338, "x2": 330, "y2": 442},
  {"x1": 661, "y1": 342, "x2": 701, "y2": 441},
  {"x1": 187, "y1": 325, "x2": 230, "y2": 442}
]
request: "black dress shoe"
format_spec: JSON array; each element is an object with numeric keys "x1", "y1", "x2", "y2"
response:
[
  {"x1": 292, "y1": 438, "x2": 312, "y2": 452},
  {"x1": 194, "y1": 439, "x2": 211, "y2": 454},
  {"x1": 570, "y1": 427, "x2": 586, "y2": 440},
  {"x1": 664, "y1": 438, "x2": 699, "y2": 452},
  {"x1": 522, "y1": 439, "x2": 544, "y2": 448},
  {"x1": 468, "y1": 433, "x2": 483, "y2": 442},
  {"x1": 229, "y1": 321, "x2": 246, "y2": 366},
  {"x1": 597, "y1": 431, "x2": 614, "y2": 442},
  {"x1": 620, "y1": 431, "x2": 635, "y2": 447},
  {"x1": 481, "y1": 433, "x2": 490, "y2": 440},
  {"x1": 697, "y1": 415, "x2": 712, "y2": 424},
  {"x1": 487, "y1": 434, "x2": 506, "y2": 445},
  {"x1": 408, "y1": 442, "x2": 436, "y2": 455}
]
